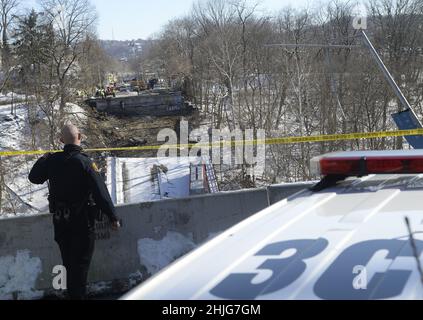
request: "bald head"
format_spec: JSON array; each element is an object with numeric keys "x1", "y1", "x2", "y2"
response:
[{"x1": 60, "y1": 124, "x2": 82, "y2": 146}]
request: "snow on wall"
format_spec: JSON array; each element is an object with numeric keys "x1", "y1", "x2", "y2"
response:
[
  {"x1": 0, "y1": 250, "x2": 43, "y2": 300},
  {"x1": 137, "y1": 231, "x2": 224, "y2": 277},
  {"x1": 137, "y1": 232, "x2": 196, "y2": 275}
]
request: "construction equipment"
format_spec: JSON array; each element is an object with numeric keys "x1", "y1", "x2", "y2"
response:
[{"x1": 130, "y1": 79, "x2": 147, "y2": 92}]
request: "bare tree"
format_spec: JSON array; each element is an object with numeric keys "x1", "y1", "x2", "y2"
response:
[
  {"x1": 40, "y1": 0, "x2": 97, "y2": 112},
  {"x1": 0, "y1": 0, "x2": 19, "y2": 68},
  {"x1": 139, "y1": 0, "x2": 423, "y2": 185},
  {"x1": 193, "y1": 0, "x2": 243, "y2": 129},
  {"x1": 77, "y1": 34, "x2": 113, "y2": 95}
]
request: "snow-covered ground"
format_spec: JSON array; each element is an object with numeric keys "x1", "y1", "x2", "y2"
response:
[
  {"x1": 0, "y1": 92, "x2": 27, "y2": 105},
  {"x1": 0, "y1": 101, "x2": 88, "y2": 217},
  {"x1": 0, "y1": 104, "x2": 28, "y2": 150}
]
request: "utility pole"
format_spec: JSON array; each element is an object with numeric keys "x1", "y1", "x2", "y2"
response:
[{"x1": 359, "y1": 30, "x2": 418, "y2": 119}]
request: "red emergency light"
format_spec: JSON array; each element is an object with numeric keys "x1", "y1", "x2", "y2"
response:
[{"x1": 311, "y1": 151, "x2": 423, "y2": 177}]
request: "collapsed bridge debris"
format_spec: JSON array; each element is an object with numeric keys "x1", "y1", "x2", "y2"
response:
[{"x1": 85, "y1": 89, "x2": 196, "y2": 117}]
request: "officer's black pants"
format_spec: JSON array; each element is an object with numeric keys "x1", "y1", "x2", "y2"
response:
[{"x1": 56, "y1": 233, "x2": 95, "y2": 300}]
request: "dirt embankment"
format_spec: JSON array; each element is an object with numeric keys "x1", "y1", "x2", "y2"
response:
[{"x1": 82, "y1": 103, "x2": 202, "y2": 169}]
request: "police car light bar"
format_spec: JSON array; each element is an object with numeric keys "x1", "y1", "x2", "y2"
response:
[{"x1": 311, "y1": 150, "x2": 423, "y2": 177}]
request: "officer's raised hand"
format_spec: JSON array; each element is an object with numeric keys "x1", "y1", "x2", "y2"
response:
[{"x1": 111, "y1": 220, "x2": 121, "y2": 231}]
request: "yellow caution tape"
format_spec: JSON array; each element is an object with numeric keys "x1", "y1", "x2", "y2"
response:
[{"x1": 1, "y1": 128, "x2": 423, "y2": 158}]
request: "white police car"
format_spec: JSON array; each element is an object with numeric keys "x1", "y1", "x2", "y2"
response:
[{"x1": 122, "y1": 150, "x2": 423, "y2": 300}]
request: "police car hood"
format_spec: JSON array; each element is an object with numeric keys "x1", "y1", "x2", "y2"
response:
[{"x1": 123, "y1": 174, "x2": 423, "y2": 300}]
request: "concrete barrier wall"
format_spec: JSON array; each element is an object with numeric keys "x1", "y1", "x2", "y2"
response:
[
  {"x1": 267, "y1": 182, "x2": 317, "y2": 205},
  {"x1": 0, "y1": 183, "x2": 313, "y2": 299}
]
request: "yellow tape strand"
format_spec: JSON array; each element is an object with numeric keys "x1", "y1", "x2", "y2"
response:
[{"x1": 2, "y1": 129, "x2": 423, "y2": 157}]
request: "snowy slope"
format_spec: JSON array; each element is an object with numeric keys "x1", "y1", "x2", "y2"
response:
[
  {"x1": 0, "y1": 102, "x2": 88, "y2": 217},
  {"x1": 0, "y1": 104, "x2": 28, "y2": 150}
]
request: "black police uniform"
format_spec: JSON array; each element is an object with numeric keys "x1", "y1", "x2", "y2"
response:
[{"x1": 28, "y1": 144, "x2": 119, "y2": 300}]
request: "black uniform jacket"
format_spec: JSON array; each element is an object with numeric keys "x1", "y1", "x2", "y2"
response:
[{"x1": 28, "y1": 144, "x2": 118, "y2": 237}]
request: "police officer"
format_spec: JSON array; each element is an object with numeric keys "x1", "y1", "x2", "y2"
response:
[{"x1": 28, "y1": 124, "x2": 121, "y2": 300}]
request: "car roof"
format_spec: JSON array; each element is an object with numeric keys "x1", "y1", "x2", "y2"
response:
[{"x1": 122, "y1": 173, "x2": 423, "y2": 300}]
